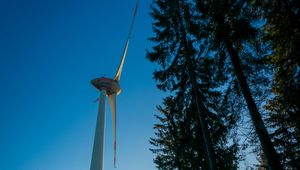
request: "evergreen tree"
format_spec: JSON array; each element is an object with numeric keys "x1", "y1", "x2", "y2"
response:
[
  {"x1": 147, "y1": 0, "x2": 300, "y2": 169},
  {"x1": 252, "y1": 0, "x2": 300, "y2": 168},
  {"x1": 193, "y1": 0, "x2": 283, "y2": 169},
  {"x1": 148, "y1": 0, "x2": 239, "y2": 169}
]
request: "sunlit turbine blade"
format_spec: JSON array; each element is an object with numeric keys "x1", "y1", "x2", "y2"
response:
[
  {"x1": 108, "y1": 94, "x2": 117, "y2": 168},
  {"x1": 90, "y1": 90, "x2": 106, "y2": 170},
  {"x1": 114, "y1": 40, "x2": 129, "y2": 82},
  {"x1": 114, "y1": 0, "x2": 138, "y2": 82}
]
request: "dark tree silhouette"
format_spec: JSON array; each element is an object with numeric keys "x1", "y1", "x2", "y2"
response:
[
  {"x1": 148, "y1": 0, "x2": 300, "y2": 169},
  {"x1": 193, "y1": 0, "x2": 283, "y2": 169},
  {"x1": 148, "y1": 0, "x2": 239, "y2": 169},
  {"x1": 252, "y1": 0, "x2": 300, "y2": 168}
]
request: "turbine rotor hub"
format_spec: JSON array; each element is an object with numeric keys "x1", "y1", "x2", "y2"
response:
[{"x1": 91, "y1": 77, "x2": 121, "y2": 95}]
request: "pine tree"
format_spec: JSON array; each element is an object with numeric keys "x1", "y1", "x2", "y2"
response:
[
  {"x1": 148, "y1": 0, "x2": 239, "y2": 169},
  {"x1": 252, "y1": 0, "x2": 300, "y2": 168},
  {"x1": 148, "y1": 0, "x2": 300, "y2": 169},
  {"x1": 193, "y1": 0, "x2": 283, "y2": 169}
]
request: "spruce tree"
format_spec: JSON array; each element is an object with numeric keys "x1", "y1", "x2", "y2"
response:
[
  {"x1": 193, "y1": 0, "x2": 283, "y2": 169},
  {"x1": 252, "y1": 0, "x2": 300, "y2": 168},
  {"x1": 148, "y1": 0, "x2": 300, "y2": 169},
  {"x1": 148, "y1": 0, "x2": 239, "y2": 169}
]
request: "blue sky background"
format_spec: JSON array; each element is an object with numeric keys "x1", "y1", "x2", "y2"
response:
[
  {"x1": 0, "y1": 0, "x2": 260, "y2": 169},
  {"x1": 0, "y1": 0, "x2": 164, "y2": 170}
]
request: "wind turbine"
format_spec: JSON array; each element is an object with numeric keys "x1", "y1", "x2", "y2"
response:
[{"x1": 90, "y1": 1, "x2": 138, "y2": 170}]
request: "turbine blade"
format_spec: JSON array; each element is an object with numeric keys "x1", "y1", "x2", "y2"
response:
[
  {"x1": 108, "y1": 94, "x2": 117, "y2": 168},
  {"x1": 93, "y1": 97, "x2": 100, "y2": 103},
  {"x1": 90, "y1": 90, "x2": 106, "y2": 170},
  {"x1": 114, "y1": 0, "x2": 138, "y2": 82},
  {"x1": 114, "y1": 40, "x2": 129, "y2": 82}
]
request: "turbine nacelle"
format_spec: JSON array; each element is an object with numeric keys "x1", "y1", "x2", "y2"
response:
[{"x1": 91, "y1": 77, "x2": 121, "y2": 95}]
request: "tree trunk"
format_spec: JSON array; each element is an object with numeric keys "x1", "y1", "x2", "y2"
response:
[
  {"x1": 176, "y1": 1, "x2": 217, "y2": 168},
  {"x1": 225, "y1": 39, "x2": 283, "y2": 170},
  {"x1": 189, "y1": 67, "x2": 218, "y2": 170},
  {"x1": 181, "y1": 21, "x2": 217, "y2": 170}
]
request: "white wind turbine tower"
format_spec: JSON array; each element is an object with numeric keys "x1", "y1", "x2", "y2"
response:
[{"x1": 90, "y1": 1, "x2": 138, "y2": 170}]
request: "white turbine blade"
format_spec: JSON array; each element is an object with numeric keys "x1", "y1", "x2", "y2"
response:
[
  {"x1": 108, "y1": 94, "x2": 117, "y2": 168},
  {"x1": 114, "y1": 0, "x2": 138, "y2": 82},
  {"x1": 90, "y1": 90, "x2": 106, "y2": 170},
  {"x1": 114, "y1": 40, "x2": 129, "y2": 82}
]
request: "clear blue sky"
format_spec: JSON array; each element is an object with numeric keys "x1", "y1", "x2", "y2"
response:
[
  {"x1": 0, "y1": 1, "x2": 259, "y2": 169},
  {"x1": 0, "y1": 0, "x2": 164, "y2": 170}
]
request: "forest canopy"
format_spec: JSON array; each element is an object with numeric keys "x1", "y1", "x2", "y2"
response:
[{"x1": 147, "y1": 0, "x2": 300, "y2": 169}]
